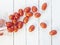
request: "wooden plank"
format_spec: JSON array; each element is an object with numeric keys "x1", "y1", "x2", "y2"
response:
[
  {"x1": 0, "y1": 0, "x2": 13, "y2": 45},
  {"x1": 52, "y1": 0, "x2": 60, "y2": 45},
  {"x1": 25, "y1": 0, "x2": 38, "y2": 45},
  {"x1": 39, "y1": 0, "x2": 51, "y2": 45},
  {"x1": 14, "y1": 0, "x2": 26, "y2": 45}
]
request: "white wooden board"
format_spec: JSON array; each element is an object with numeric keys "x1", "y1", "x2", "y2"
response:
[{"x1": 0, "y1": 0, "x2": 60, "y2": 45}]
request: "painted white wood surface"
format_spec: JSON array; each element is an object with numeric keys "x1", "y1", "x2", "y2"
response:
[
  {"x1": 0, "y1": 0, "x2": 60, "y2": 45},
  {"x1": 14, "y1": 0, "x2": 26, "y2": 45},
  {"x1": 52, "y1": 0, "x2": 60, "y2": 45},
  {"x1": 39, "y1": 0, "x2": 52, "y2": 45},
  {"x1": 0, "y1": 0, "x2": 13, "y2": 45}
]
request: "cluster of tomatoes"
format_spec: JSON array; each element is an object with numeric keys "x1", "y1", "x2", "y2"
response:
[
  {"x1": 5, "y1": 2, "x2": 57, "y2": 36},
  {"x1": 6, "y1": 5, "x2": 41, "y2": 32}
]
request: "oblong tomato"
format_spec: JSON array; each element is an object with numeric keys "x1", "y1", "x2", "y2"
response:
[
  {"x1": 6, "y1": 22, "x2": 13, "y2": 27},
  {"x1": 40, "y1": 22, "x2": 47, "y2": 29},
  {"x1": 23, "y1": 16, "x2": 29, "y2": 24},
  {"x1": 32, "y1": 6, "x2": 37, "y2": 12},
  {"x1": 29, "y1": 25, "x2": 35, "y2": 32},
  {"x1": 17, "y1": 21, "x2": 23, "y2": 29},
  {"x1": 34, "y1": 12, "x2": 41, "y2": 18},
  {"x1": 49, "y1": 30, "x2": 57, "y2": 36},
  {"x1": 18, "y1": 9, "x2": 24, "y2": 16},
  {"x1": 24, "y1": 7, "x2": 31, "y2": 13},
  {"x1": 42, "y1": 3, "x2": 47, "y2": 10},
  {"x1": 26, "y1": 12, "x2": 33, "y2": 17}
]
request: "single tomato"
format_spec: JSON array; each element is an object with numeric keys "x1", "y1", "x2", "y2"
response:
[
  {"x1": 34, "y1": 12, "x2": 41, "y2": 18},
  {"x1": 29, "y1": 25, "x2": 35, "y2": 32},
  {"x1": 24, "y1": 7, "x2": 31, "y2": 13},
  {"x1": 32, "y1": 6, "x2": 37, "y2": 12},
  {"x1": 26, "y1": 12, "x2": 33, "y2": 17},
  {"x1": 40, "y1": 22, "x2": 47, "y2": 29},
  {"x1": 6, "y1": 22, "x2": 13, "y2": 27},
  {"x1": 17, "y1": 21, "x2": 23, "y2": 29},
  {"x1": 9, "y1": 15, "x2": 14, "y2": 20},
  {"x1": 23, "y1": 16, "x2": 29, "y2": 24},
  {"x1": 49, "y1": 30, "x2": 57, "y2": 36},
  {"x1": 41, "y1": 3, "x2": 47, "y2": 10},
  {"x1": 7, "y1": 26, "x2": 14, "y2": 32},
  {"x1": 18, "y1": 9, "x2": 24, "y2": 16}
]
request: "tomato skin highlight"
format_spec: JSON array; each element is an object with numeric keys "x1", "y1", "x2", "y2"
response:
[
  {"x1": 40, "y1": 22, "x2": 47, "y2": 29},
  {"x1": 29, "y1": 25, "x2": 35, "y2": 32},
  {"x1": 26, "y1": 12, "x2": 33, "y2": 17},
  {"x1": 17, "y1": 21, "x2": 23, "y2": 29},
  {"x1": 42, "y1": 3, "x2": 47, "y2": 10},
  {"x1": 32, "y1": 6, "x2": 37, "y2": 12},
  {"x1": 34, "y1": 12, "x2": 41, "y2": 18},
  {"x1": 18, "y1": 9, "x2": 24, "y2": 16},
  {"x1": 6, "y1": 22, "x2": 13, "y2": 27},
  {"x1": 24, "y1": 7, "x2": 31, "y2": 13},
  {"x1": 23, "y1": 16, "x2": 29, "y2": 24},
  {"x1": 49, "y1": 30, "x2": 57, "y2": 36}
]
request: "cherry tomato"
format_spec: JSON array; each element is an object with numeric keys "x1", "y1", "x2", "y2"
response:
[
  {"x1": 49, "y1": 30, "x2": 57, "y2": 36},
  {"x1": 32, "y1": 6, "x2": 37, "y2": 12},
  {"x1": 40, "y1": 22, "x2": 47, "y2": 29},
  {"x1": 14, "y1": 25, "x2": 18, "y2": 32},
  {"x1": 17, "y1": 21, "x2": 23, "y2": 29},
  {"x1": 42, "y1": 3, "x2": 47, "y2": 10},
  {"x1": 9, "y1": 15, "x2": 14, "y2": 20},
  {"x1": 34, "y1": 12, "x2": 41, "y2": 18},
  {"x1": 14, "y1": 14, "x2": 20, "y2": 20},
  {"x1": 23, "y1": 16, "x2": 29, "y2": 24},
  {"x1": 6, "y1": 22, "x2": 13, "y2": 27},
  {"x1": 24, "y1": 7, "x2": 31, "y2": 13},
  {"x1": 29, "y1": 25, "x2": 35, "y2": 32},
  {"x1": 26, "y1": 12, "x2": 33, "y2": 17},
  {"x1": 18, "y1": 9, "x2": 24, "y2": 16},
  {"x1": 12, "y1": 19, "x2": 17, "y2": 25},
  {"x1": 7, "y1": 26, "x2": 14, "y2": 32}
]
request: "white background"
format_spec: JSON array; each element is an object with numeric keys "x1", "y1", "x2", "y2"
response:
[{"x1": 0, "y1": 0, "x2": 60, "y2": 45}]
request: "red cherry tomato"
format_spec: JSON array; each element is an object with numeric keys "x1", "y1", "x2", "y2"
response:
[
  {"x1": 49, "y1": 30, "x2": 57, "y2": 36},
  {"x1": 9, "y1": 15, "x2": 14, "y2": 20},
  {"x1": 18, "y1": 9, "x2": 24, "y2": 16},
  {"x1": 23, "y1": 16, "x2": 29, "y2": 24},
  {"x1": 42, "y1": 3, "x2": 47, "y2": 10},
  {"x1": 26, "y1": 12, "x2": 33, "y2": 17},
  {"x1": 6, "y1": 22, "x2": 13, "y2": 27},
  {"x1": 17, "y1": 21, "x2": 23, "y2": 29},
  {"x1": 32, "y1": 6, "x2": 37, "y2": 12},
  {"x1": 34, "y1": 12, "x2": 41, "y2": 18},
  {"x1": 7, "y1": 26, "x2": 14, "y2": 32},
  {"x1": 40, "y1": 22, "x2": 47, "y2": 29},
  {"x1": 29, "y1": 25, "x2": 35, "y2": 32},
  {"x1": 14, "y1": 25, "x2": 18, "y2": 32},
  {"x1": 24, "y1": 7, "x2": 31, "y2": 13},
  {"x1": 12, "y1": 19, "x2": 17, "y2": 25}
]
